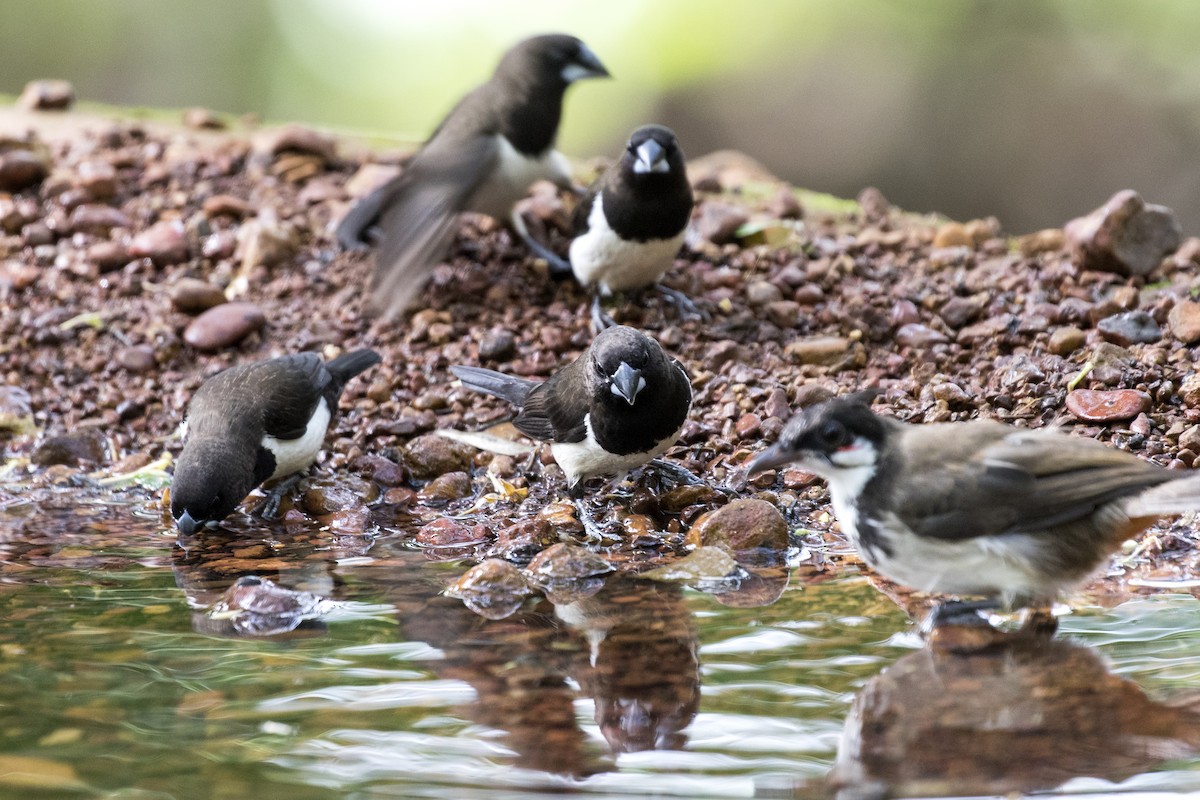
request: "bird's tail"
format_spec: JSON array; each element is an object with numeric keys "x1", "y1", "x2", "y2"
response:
[
  {"x1": 326, "y1": 349, "x2": 382, "y2": 392},
  {"x1": 450, "y1": 365, "x2": 536, "y2": 407},
  {"x1": 1126, "y1": 474, "x2": 1200, "y2": 518}
]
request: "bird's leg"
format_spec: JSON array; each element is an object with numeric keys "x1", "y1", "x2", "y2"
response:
[
  {"x1": 656, "y1": 284, "x2": 707, "y2": 322},
  {"x1": 568, "y1": 483, "x2": 617, "y2": 544},
  {"x1": 647, "y1": 458, "x2": 705, "y2": 487},
  {"x1": 925, "y1": 598, "x2": 1000, "y2": 629},
  {"x1": 590, "y1": 294, "x2": 618, "y2": 333},
  {"x1": 509, "y1": 209, "x2": 571, "y2": 276},
  {"x1": 259, "y1": 473, "x2": 305, "y2": 520}
]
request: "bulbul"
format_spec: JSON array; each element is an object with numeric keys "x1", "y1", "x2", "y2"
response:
[
  {"x1": 545, "y1": 125, "x2": 695, "y2": 331},
  {"x1": 171, "y1": 349, "x2": 381, "y2": 535},
  {"x1": 336, "y1": 34, "x2": 609, "y2": 320},
  {"x1": 450, "y1": 326, "x2": 692, "y2": 534},
  {"x1": 747, "y1": 394, "x2": 1200, "y2": 620}
]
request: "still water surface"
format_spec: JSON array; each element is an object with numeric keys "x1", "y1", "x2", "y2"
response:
[{"x1": 2, "y1": 490, "x2": 1200, "y2": 799}]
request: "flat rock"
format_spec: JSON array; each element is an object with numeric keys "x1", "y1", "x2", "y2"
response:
[
  {"x1": 182, "y1": 302, "x2": 266, "y2": 351},
  {"x1": 1064, "y1": 189, "x2": 1182, "y2": 277},
  {"x1": 1065, "y1": 388, "x2": 1150, "y2": 423},
  {"x1": 1096, "y1": 310, "x2": 1161, "y2": 346},
  {"x1": 32, "y1": 428, "x2": 106, "y2": 466},
  {"x1": 169, "y1": 278, "x2": 226, "y2": 313},
  {"x1": 445, "y1": 560, "x2": 532, "y2": 620},
  {"x1": 403, "y1": 433, "x2": 473, "y2": 479}
]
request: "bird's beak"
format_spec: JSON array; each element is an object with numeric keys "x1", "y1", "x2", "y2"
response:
[
  {"x1": 746, "y1": 444, "x2": 794, "y2": 476},
  {"x1": 176, "y1": 510, "x2": 200, "y2": 536},
  {"x1": 563, "y1": 45, "x2": 610, "y2": 82},
  {"x1": 609, "y1": 361, "x2": 644, "y2": 405},
  {"x1": 633, "y1": 139, "x2": 669, "y2": 174}
]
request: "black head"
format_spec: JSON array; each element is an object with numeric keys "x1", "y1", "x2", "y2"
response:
[
  {"x1": 621, "y1": 125, "x2": 685, "y2": 180},
  {"x1": 495, "y1": 34, "x2": 609, "y2": 88},
  {"x1": 746, "y1": 393, "x2": 890, "y2": 477},
  {"x1": 586, "y1": 325, "x2": 670, "y2": 407},
  {"x1": 171, "y1": 440, "x2": 257, "y2": 535}
]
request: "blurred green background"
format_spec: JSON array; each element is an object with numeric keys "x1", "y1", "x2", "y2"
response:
[{"x1": 3, "y1": 0, "x2": 1199, "y2": 233}]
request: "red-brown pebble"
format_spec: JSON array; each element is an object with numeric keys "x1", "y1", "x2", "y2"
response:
[
  {"x1": 1065, "y1": 388, "x2": 1151, "y2": 422},
  {"x1": 183, "y1": 302, "x2": 266, "y2": 351}
]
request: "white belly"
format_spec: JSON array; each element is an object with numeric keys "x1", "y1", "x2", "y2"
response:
[
  {"x1": 468, "y1": 136, "x2": 571, "y2": 220},
  {"x1": 261, "y1": 398, "x2": 331, "y2": 480},
  {"x1": 550, "y1": 413, "x2": 683, "y2": 487},
  {"x1": 568, "y1": 196, "x2": 684, "y2": 294}
]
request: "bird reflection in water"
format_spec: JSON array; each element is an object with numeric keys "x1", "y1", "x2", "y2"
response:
[{"x1": 830, "y1": 635, "x2": 1200, "y2": 798}]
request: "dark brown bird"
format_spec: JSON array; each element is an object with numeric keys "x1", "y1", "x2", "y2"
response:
[{"x1": 336, "y1": 34, "x2": 609, "y2": 320}]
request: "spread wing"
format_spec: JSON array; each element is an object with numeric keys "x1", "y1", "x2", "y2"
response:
[
  {"x1": 367, "y1": 134, "x2": 500, "y2": 320},
  {"x1": 513, "y1": 357, "x2": 590, "y2": 444},
  {"x1": 891, "y1": 425, "x2": 1174, "y2": 541}
]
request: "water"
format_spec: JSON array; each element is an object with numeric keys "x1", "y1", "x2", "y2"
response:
[{"x1": 3, "y1": 490, "x2": 1200, "y2": 799}]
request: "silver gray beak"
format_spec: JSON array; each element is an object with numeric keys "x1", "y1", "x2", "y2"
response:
[
  {"x1": 746, "y1": 444, "x2": 794, "y2": 476},
  {"x1": 609, "y1": 361, "x2": 644, "y2": 405},
  {"x1": 633, "y1": 139, "x2": 669, "y2": 174},
  {"x1": 562, "y1": 45, "x2": 610, "y2": 82},
  {"x1": 176, "y1": 510, "x2": 200, "y2": 536}
]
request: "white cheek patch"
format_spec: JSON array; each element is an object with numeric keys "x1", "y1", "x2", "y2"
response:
[
  {"x1": 829, "y1": 438, "x2": 876, "y2": 469},
  {"x1": 561, "y1": 63, "x2": 592, "y2": 83}
]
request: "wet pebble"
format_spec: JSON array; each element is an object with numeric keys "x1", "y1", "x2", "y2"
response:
[
  {"x1": 1097, "y1": 310, "x2": 1161, "y2": 346},
  {"x1": 418, "y1": 471, "x2": 472, "y2": 502},
  {"x1": 415, "y1": 518, "x2": 484, "y2": 548},
  {"x1": 18, "y1": 79, "x2": 75, "y2": 110},
  {"x1": 130, "y1": 220, "x2": 190, "y2": 266},
  {"x1": 352, "y1": 453, "x2": 407, "y2": 486},
  {"x1": 300, "y1": 477, "x2": 376, "y2": 515},
  {"x1": 403, "y1": 433, "x2": 473, "y2": 479},
  {"x1": 329, "y1": 507, "x2": 371, "y2": 534},
  {"x1": 1167, "y1": 300, "x2": 1200, "y2": 344},
  {"x1": 169, "y1": 277, "x2": 227, "y2": 313},
  {"x1": 1064, "y1": 189, "x2": 1182, "y2": 276},
  {"x1": 445, "y1": 559, "x2": 532, "y2": 620},
  {"x1": 525, "y1": 543, "x2": 612, "y2": 604},
  {"x1": 489, "y1": 517, "x2": 557, "y2": 561},
  {"x1": 1065, "y1": 388, "x2": 1150, "y2": 423},
  {"x1": 659, "y1": 484, "x2": 719, "y2": 513},
  {"x1": 183, "y1": 302, "x2": 266, "y2": 351},
  {"x1": 687, "y1": 498, "x2": 788, "y2": 553}
]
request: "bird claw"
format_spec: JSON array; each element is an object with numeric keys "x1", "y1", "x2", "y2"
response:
[
  {"x1": 257, "y1": 473, "x2": 304, "y2": 521},
  {"x1": 573, "y1": 498, "x2": 620, "y2": 544},
  {"x1": 923, "y1": 598, "x2": 1000, "y2": 631},
  {"x1": 657, "y1": 285, "x2": 707, "y2": 322},
  {"x1": 590, "y1": 295, "x2": 618, "y2": 333}
]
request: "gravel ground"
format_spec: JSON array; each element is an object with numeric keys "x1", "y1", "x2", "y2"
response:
[{"x1": 2, "y1": 103, "x2": 1199, "y2": 608}]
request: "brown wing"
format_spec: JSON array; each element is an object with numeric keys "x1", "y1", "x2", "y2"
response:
[{"x1": 513, "y1": 356, "x2": 590, "y2": 444}]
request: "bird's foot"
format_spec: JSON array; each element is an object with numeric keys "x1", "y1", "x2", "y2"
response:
[
  {"x1": 510, "y1": 209, "x2": 571, "y2": 275},
  {"x1": 657, "y1": 284, "x2": 707, "y2": 322},
  {"x1": 590, "y1": 295, "x2": 618, "y2": 333},
  {"x1": 258, "y1": 473, "x2": 304, "y2": 520},
  {"x1": 645, "y1": 458, "x2": 733, "y2": 496},
  {"x1": 573, "y1": 498, "x2": 621, "y2": 544}
]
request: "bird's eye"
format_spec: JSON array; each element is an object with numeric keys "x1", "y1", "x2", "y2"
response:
[{"x1": 815, "y1": 420, "x2": 849, "y2": 450}]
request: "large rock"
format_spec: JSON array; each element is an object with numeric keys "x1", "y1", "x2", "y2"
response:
[
  {"x1": 1064, "y1": 190, "x2": 1182, "y2": 277},
  {"x1": 686, "y1": 498, "x2": 788, "y2": 553}
]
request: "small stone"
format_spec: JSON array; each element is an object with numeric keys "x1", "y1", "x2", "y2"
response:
[
  {"x1": 526, "y1": 542, "x2": 612, "y2": 581},
  {"x1": 202, "y1": 194, "x2": 253, "y2": 218},
  {"x1": 932, "y1": 221, "x2": 972, "y2": 249},
  {"x1": 1017, "y1": 228, "x2": 1066, "y2": 256},
  {"x1": 794, "y1": 284, "x2": 824, "y2": 305},
  {"x1": 202, "y1": 229, "x2": 238, "y2": 260},
  {"x1": 705, "y1": 340, "x2": 743, "y2": 371},
  {"x1": 746, "y1": 280, "x2": 783, "y2": 306},
  {"x1": 117, "y1": 345, "x2": 156, "y2": 373},
  {"x1": 418, "y1": 471, "x2": 472, "y2": 502},
  {"x1": 1065, "y1": 389, "x2": 1151, "y2": 423},
  {"x1": 0, "y1": 151, "x2": 49, "y2": 192},
  {"x1": 1178, "y1": 425, "x2": 1200, "y2": 453},
  {"x1": 785, "y1": 336, "x2": 851, "y2": 365},
  {"x1": 74, "y1": 161, "x2": 117, "y2": 199},
  {"x1": 930, "y1": 382, "x2": 972, "y2": 407},
  {"x1": 489, "y1": 517, "x2": 557, "y2": 561},
  {"x1": 658, "y1": 484, "x2": 718, "y2": 513},
  {"x1": 445, "y1": 560, "x2": 532, "y2": 620},
  {"x1": 1130, "y1": 413, "x2": 1153, "y2": 437},
  {"x1": 1167, "y1": 300, "x2": 1200, "y2": 344},
  {"x1": 857, "y1": 186, "x2": 891, "y2": 220},
  {"x1": 352, "y1": 454, "x2": 407, "y2": 486},
  {"x1": 1048, "y1": 326, "x2": 1087, "y2": 356},
  {"x1": 694, "y1": 201, "x2": 749, "y2": 245},
  {"x1": 1064, "y1": 189, "x2": 1182, "y2": 276},
  {"x1": 300, "y1": 477, "x2": 375, "y2": 515},
  {"x1": 182, "y1": 108, "x2": 227, "y2": 130},
  {"x1": 183, "y1": 302, "x2": 266, "y2": 351},
  {"x1": 889, "y1": 299, "x2": 920, "y2": 328},
  {"x1": 1179, "y1": 374, "x2": 1200, "y2": 407},
  {"x1": 403, "y1": 433, "x2": 473, "y2": 479},
  {"x1": 255, "y1": 124, "x2": 337, "y2": 164},
  {"x1": 765, "y1": 300, "x2": 801, "y2": 328},
  {"x1": 939, "y1": 295, "x2": 987, "y2": 329},
  {"x1": 415, "y1": 518, "x2": 483, "y2": 548},
  {"x1": 735, "y1": 413, "x2": 762, "y2": 439},
  {"x1": 32, "y1": 429, "x2": 106, "y2": 466},
  {"x1": 18, "y1": 79, "x2": 75, "y2": 110},
  {"x1": 236, "y1": 213, "x2": 299, "y2": 270},
  {"x1": 0, "y1": 386, "x2": 36, "y2": 437},
  {"x1": 130, "y1": 219, "x2": 190, "y2": 266},
  {"x1": 478, "y1": 329, "x2": 516, "y2": 361},
  {"x1": 68, "y1": 204, "x2": 130, "y2": 234},
  {"x1": 686, "y1": 498, "x2": 788, "y2": 553},
  {"x1": 895, "y1": 323, "x2": 949, "y2": 348},
  {"x1": 86, "y1": 241, "x2": 129, "y2": 273},
  {"x1": 1096, "y1": 310, "x2": 1161, "y2": 346},
  {"x1": 168, "y1": 278, "x2": 227, "y2": 313},
  {"x1": 763, "y1": 387, "x2": 791, "y2": 420},
  {"x1": 767, "y1": 186, "x2": 803, "y2": 219}
]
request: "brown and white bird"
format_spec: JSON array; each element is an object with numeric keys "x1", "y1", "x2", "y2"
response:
[
  {"x1": 747, "y1": 394, "x2": 1200, "y2": 623},
  {"x1": 171, "y1": 349, "x2": 380, "y2": 534},
  {"x1": 336, "y1": 34, "x2": 609, "y2": 320}
]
